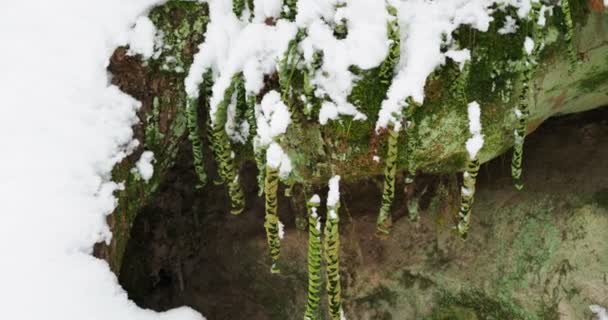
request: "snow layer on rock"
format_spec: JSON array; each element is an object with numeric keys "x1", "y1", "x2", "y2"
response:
[
  {"x1": 0, "y1": 1, "x2": 203, "y2": 320},
  {"x1": 376, "y1": 0, "x2": 532, "y2": 130},
  {"x1": 127, "y1": 16, "x2": 158, "y2": 59},
  {"x1": 298, "y1": 0, "x2": 389, "y2": 125}
]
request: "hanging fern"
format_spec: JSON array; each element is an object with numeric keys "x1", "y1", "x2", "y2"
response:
[
  {"x1": 324, "y1": 190, "x2": 342, "y2": 320},
  {"x1": 457, "y1": 157, "x2": 480, "y2": 239},
  {"x1": 186, "y1": 97, "x2": 207, "y2": 188},
  {"x1": 233, "y1": 0, "x2": 245, "y2": 19},
  {"x1": 304, "y1": 196, "x2": 322, "y2": 320},
  {"x1": 511, "y1": 62, "x2": 531, "y2": 190},
  {"x1": 379, "y1": 4, "x2": 400, "y2": 85},
  {"x1": 210, "y1": 75, "x2": 245, "y2": 215},
  {"x1": 376, "y1": 125, "x2": 399, "y2": 235},
  {"x1": 561, "y1": 0, "x2": 578, "y2": 73},
  {"x1": 264, "y1": 166, "x2": 281, "y2": 273},
  {"x1": 303, "y1": 50, "x2": 324, "y2": 119},
  {"x1": 404, "y1": 97, "x2": 419, "y2": 221},
  {"x1": 278, "y1": 31, "x2": 304, "y2": 122},
  {"x1": 512, "y1": 5, "x2": 543, "y2": 191}
]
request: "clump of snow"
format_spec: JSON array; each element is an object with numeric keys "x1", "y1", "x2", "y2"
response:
[
  {"x1": 134, "y1": 151, "x2": 155, "y2": 182},
  {"x1": 278, "y1": 220, "x2": 285, "y2": 239},
  {"x1": 498, "y1": 15, "x2": 518, "y2": 34},
  {"x1": 372, "y1": 155, "x2": 381, "y2": 163},
  {"x1": 445, "y1": 48, "x2": 471, "y2": 70},
  {"x1": 309, "y1": 195, "x2": 322, "y2": 231},
  {"x1": 590, "y1": 305, "x2": 608, "y2": 320},
  {"x1": 127, "y1": 16, "x2": 158, "y2": 59},
  {"x1": 327, "y1": 175, "x2": 341, "y2": 208},
  {"x1": 319, "y1": 101, "x2": 340, "y2": 125},
  {"x1": 466, "y1": 101, "x2": 484, "y2": 159},
  {"x1": 537, "y1": 5, "x2": 552, "y2": 27},
  {"x1": 0, "y1": 1, "x2": 204, "y2": 320},
  {"x1": 266, "y1": 142, "x2": 292, "y2": 178},
  {"x1": 256, "y1": 90, "x2": 291, "y2": 147},
  {"x1": 524, "y1": 36, "x2": 534, "y2": 55}
]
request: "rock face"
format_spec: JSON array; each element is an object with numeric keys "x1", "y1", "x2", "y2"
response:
[
  {"x1": 119, "y1": 109, "x2": 608, "y2": 320},
  {"x1": 99, "y1": 0, "x2": 608, "y2": 283}
]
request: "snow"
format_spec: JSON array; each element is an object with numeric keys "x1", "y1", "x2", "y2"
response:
[
  {"x1": 0, "y1": 1, "x2": 203, "y2": 320},
  {"x1": 445, "y1": 48, "x2": 471, "y2": 70},
  {"x1": 278, "y1": 220, "x2": 285, "y2": 239},
  {"x1": 327, "y1": 175, "x2": 341, "y2": 208},
  {"x1": 134, "y1": 151, "x2": 155, "y2": 182},
  {"x1": 266, "y1": 142, "x2": 292, "y2": 178},
  {"x1": 252, "y1": 0, "x2": 283, "y2": 23},
  {"x1": 298, "y1": 0, "x2": 388, "y2": 125},
  {"x1": 319, "y1": 101, "x2": 340, "y2": 125},
  {"x1": 127, "y1": 16, "x2": 158, "y2": 59},
  {"x1": 256, "y1": 90, "x2": 291, "y2": 147},
  {"x1": 185, "y1": 0, "x2": 297, "y2": 123},
  {"x1": 524, "y1": 36, "x2": 535, "y2": 55},
  {"x1": 466, "y1": 101, "x2": 485, "y2": 159},
  {"x1": 376, "y1": 0, "x2": 532, "y2": 130},
  {"x1": 498, "y1": 15, "x2": 518, "y2": 34},
  {"x1": 308, "y1": 195, "x2": 322, "y2": 231},
  {"x1": 591, "y1": 305, "x2": 608, "y2": 320}
]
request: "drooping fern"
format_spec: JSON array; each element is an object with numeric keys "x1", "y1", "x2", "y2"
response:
[
  {"x1": 324, "y1": 190, "x2": 342, "y2": 320},
  {"x1": 511, "y1": 63, "x2": 531, "y2": 190},
  {"x1": 233, "y1": 0, "x2": 245, "y2": 19},
  {"x1": 264, "y1": 165, "x2": 281, "y2": 273},
  {"x1": 186, "y1": 97, "x2": 207, "y2": 188},
  {"x1": 561, "y1": 0, "x2": 578, "y2": 73},
  {"x1": 303, "y1": 50, "x2": 324, "y2": 119},
  {"x1": 210, "y1": 75, "x2": 245, "y2": 215},
  {"x1": 378, "y1": 4, "x2": 400, "y2": 85},
  {"x1": 457, "y1": 157, "x2": 480, "y2": 239},
  {"x1": 511, "y1": 5, "x2": 543, "y2": 191},
  {"x1": 304, "y1": 196, "x2": 322, "y2": 320},
  {"x1": 278, "y1": 31, "x2": 304, "y2": 122},
  {"x1": 404, "y1": 97, "x2": 419, "y2": 221},
  {"x1": 376, "y1": 125, "x2": 399, "y2": 235}
]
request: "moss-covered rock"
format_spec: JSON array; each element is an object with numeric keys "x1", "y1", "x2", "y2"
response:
[{"x1": 100, "y1": 1, "x2": 608, "y2": 275}]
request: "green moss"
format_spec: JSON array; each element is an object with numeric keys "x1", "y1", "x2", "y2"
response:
[
  {"x1": 495, "y1": 196, "x2": 561, "y2": 294},
  {"x1": 577, "y1": 57, "x2": 608, "y2": 93},
  {"x1": 148, "y1": 0, "x2": 209, "y2": 73},
  {"x1": 428, "y1": 289, "x2": 535, "y2": 320}
]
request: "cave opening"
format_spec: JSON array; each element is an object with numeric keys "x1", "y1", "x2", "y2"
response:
[{"x1": 119, "y1": 107, "x2": 608, "y2": 320}]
